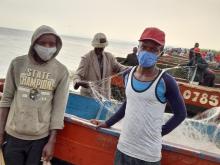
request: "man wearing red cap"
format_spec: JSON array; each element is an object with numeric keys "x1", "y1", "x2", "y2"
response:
[
  {"x1": 189, "y1": 43, "x2": 199, "y2": 61},
  {"x1": 91, "y1": 27, "x2": 186, "y2": 164},
  {"x1": 187, "y1": 48, "x2": 215, "y2": 87}
]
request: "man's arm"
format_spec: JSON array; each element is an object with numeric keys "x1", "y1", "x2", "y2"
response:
[
  {"x1": 105, "y1": 101, "x2": 126, "y2": 127},
  {"x1": 42, "y1": 70, "x2": 69, "y2": 161},
  {"x1": 110, "y1": 53, "x2": 127, "y2": 73},
  {"x1": 0, "y1": 107, "x2": 9, "y2": 145},
  {"x1": 50, "y1": 70, "x2": 69, "y2": 130},
  {"x1": 162, "y1": 73, "x2": 187, "y2": 136},
  {"x1": 0, "y1": 107, "x2": 9, "y2": 134},
  {"x1": 0, "y1": 60, "x2": 16, "y2": 108},
  {"x1": 91, "y1": 101, "x2": 126, "y2": 128},
  {"x1": 73, "y1": 56, "x2": 89, "y2": 89},
  {"x1": 41, "y1": 130, "x2": 57, "y2": 161},
  {"x1": 0, "y1": 60, "x2": 16, "y2": 144}
]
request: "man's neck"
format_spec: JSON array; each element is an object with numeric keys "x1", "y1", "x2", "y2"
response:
[
  {"x1": 135, "y1": 66, "x2": 159, "y2": 81},
  {"x1": 137, "y1": 66, "x2": 156, "y2": 74}
]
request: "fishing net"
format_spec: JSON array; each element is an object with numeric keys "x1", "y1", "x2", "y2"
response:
[
  {"x1": 193, "y1": 107, "x2": 220, "y2": 124},
  {"x1": 70, "y1": 65, "x2": 220, "y2": 150},
  {"x1": 192, "y1": 106, "x2": 220, "y2": 145},
  {"x1": 71, "y1": 65, "x2": 199, "y2": 110},
  {"x1": 70, "y1": 65, "x2": 198, "y2": 120},
  {"x1": 164, "y1": 107, "x2": 220, "y2": 151},
  {"x1": 88, "y1": 72, "x2": 125, "y2": 119},
  {"x1": 165, "y1": 66, "x2": 197, "y2": 82},
  {"x1": 110, "y1": 65, "x2": 198, "y2": 103}
]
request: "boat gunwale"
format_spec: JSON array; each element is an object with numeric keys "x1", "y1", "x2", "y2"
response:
[{"x1": 178, "y1": 81, "x2": 220, "y2": 92}]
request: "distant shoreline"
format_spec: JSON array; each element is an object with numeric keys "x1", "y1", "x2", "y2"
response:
[{"x1": 0, "y1": 26, "x2": 136, "y2": 46}]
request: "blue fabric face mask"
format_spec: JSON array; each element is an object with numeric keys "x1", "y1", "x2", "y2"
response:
[{"x1": 137, "y1": 51, "x2": 158, "y2": 68}]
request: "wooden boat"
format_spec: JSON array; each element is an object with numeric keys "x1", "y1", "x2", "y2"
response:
[
  {"x1": 53, "y1": 93, "x2": 220, "y2": 165},
  {"x1": 156, "y1": 62, "x2": 220, "y2": 74},
  {"x1": 0, "y1": 82, "x2": 219, "y2": 164},
  {"x1": 158, "y1": 54, "x2": 188, "y2": 65},
  {"x1": 159, "y1": 54, "x2": 220, "y2": 71},
  {"x1": 157, "y1": 58, "x2": 220, "y2": 74}
]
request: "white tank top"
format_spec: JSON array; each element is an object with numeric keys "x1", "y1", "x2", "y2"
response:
[{"x1": 117, "y1": 67, "x2": 167, "y2": 162}]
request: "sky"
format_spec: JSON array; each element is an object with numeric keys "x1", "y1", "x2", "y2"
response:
[{"x1": 0, "y1": 0, "x2": 220, "y2": 50}]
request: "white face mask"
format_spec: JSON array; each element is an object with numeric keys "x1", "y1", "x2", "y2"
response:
[{"x1": 34, "y1": 44, "x2": 57, "y2": 61}]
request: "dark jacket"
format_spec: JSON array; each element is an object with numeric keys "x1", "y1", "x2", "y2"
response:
[
  {"x1": 123, "y1": 53, "x2": 138, "y2": 66},
  {"x1": 188, "y1": 54, "x2": 208, "y2": 82},
  {"x1": 189, "y1": 48, "x2": 195, "y2": 61}
]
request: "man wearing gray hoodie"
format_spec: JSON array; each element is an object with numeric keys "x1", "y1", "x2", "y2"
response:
[{"x1": 0, "y1": 25, "x2": 69, "y2": 165}]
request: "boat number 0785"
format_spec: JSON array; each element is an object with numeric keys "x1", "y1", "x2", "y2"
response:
[{"x1": 182, "y1": 90, "x2": 219, "y2": 106}]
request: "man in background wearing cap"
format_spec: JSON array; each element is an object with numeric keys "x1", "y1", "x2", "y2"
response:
[
  {"x1": 187, "y1": 48, "x2": 215, "y2": 86},
  {"x1": 0, "y1": 25, "x2": 69, "y2": 165},
  {"x1": 189, "y1": 42, "x2": 199, "y2": 61},
  {"x1": 73, "y1": 33, "x2": 126, "y2": 99},
  {"x1": 91, "y1": 27, "x2": 186, "y2": 165}
]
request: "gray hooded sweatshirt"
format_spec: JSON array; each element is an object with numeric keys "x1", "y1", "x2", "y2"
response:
[{"x1": 0, "y1": 25, "x2": 69, "y2": 140}]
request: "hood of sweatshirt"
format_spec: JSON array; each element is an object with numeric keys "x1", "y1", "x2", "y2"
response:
[{"x1": 28, "y1": 25, "x2": 62, "y2": 62}]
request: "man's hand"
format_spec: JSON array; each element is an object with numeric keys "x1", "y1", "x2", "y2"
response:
[
  {"x1": 90, "y1": 119, "x2": 108, "y2": 129},
  {"x1": 42, "y1": 130, "x2": 57, "y2": 162},
  {"x1": 41, "y1": 141, "x2": 55, "y2": 162},
  {"x1": 74, "y1": 81, "x2": 89, "y2": 89}
]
